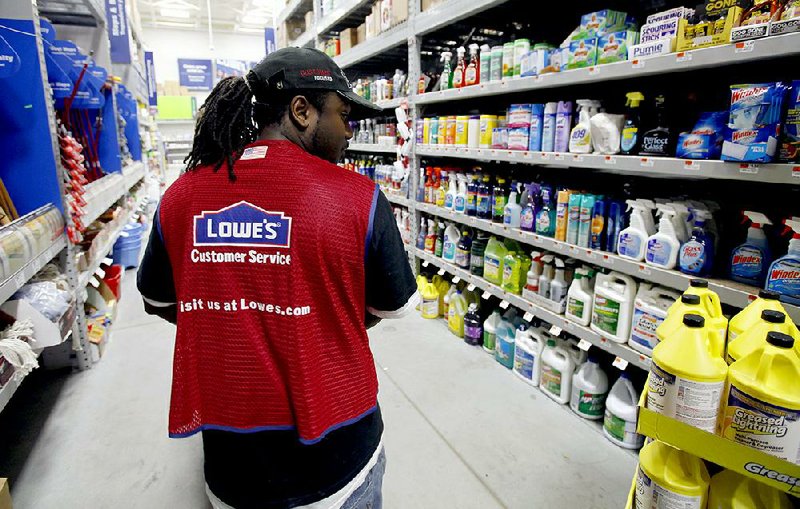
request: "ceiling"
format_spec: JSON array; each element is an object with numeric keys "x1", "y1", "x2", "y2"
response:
[{"x1": 136, "y1": 0, "x2": 282, "y2": 34}]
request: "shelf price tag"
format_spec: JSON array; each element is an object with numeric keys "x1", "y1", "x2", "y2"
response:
[
  {"x1": 739, "y1": 164, "x2": 760, "y2": 175},
  {"x1": 735, "y1": 40, "x2": 755, "y2": 53},
  {"x1": 631, "y1": 59, "x2": 645, "y2": 69},
  {"x1": 554, "y1": 153, "x2": 565, "y2": 161},
  {"x1": 640, "y1": 157, "x2": 654, "y2": 168},
  {"x1": 604, "y1": 156, "x2": 617, "y2": 165},
  {"x1": 437, "y1": 269, "x2": 446, "y2": 276},
  {"x1": 422, "y1": 261, "x2": 429, "y2": 267},
  {"x1": 499, "y1": 300, "x2": 510, "y2": 309},
  {"x1": 549, "y1": 325, "x2": 563, "y2": 337},
  {"x1": 467, "y1": 284, "x2": 476, "y2": 291},
  {"x1": 577, "y1": 339, "x2": 592, "y2": 352},
  {"x1": 540, "y1": 152, "x2": 550, "y2": 160},
  {"x1": 572, "y1": 154, "x2": 584, "y2": 162},
  {"x1": 612, "y1": 357, "x2": 629, "y2": 370},
  {"x1": 638, "y1": 265, "x2": 652, "y2": 276},
  {"x1": 676, "y1": 51, "x2": 692, "y2": 62},
  {"x1": 683, "y1": 160, "x2": 700, "y2": 171},
  {"x1": 523, "y1": 312, "x2": 534, "y2": 322},
  {"x1": 452, "y1": 276, "x2": 461, "y2": 284},
  {"x1": 588, "y1": 66, "x2": 600, "y2": 75},
  {"x1": 793, "y1": 166, "x2": 800, "y2": 178},
  {"x1": 482, "y1": 290, "x2": 491, "y2": 300}
]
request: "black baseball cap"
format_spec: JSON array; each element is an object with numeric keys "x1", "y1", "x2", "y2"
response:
[{"x1": 246, "y1": 47, "x2": 382, "y2": 118}]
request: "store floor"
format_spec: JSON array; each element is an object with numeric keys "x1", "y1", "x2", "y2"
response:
[{"x1": 1, "y1": 274, "x2": 637, "y2": 508}]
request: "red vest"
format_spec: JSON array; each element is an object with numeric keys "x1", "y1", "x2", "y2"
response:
[{"x1": 159, "y1": 140, "x2": 380, "y2": 443}]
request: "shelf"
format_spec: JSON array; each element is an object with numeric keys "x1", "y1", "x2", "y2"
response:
[
  {"x1": 121, "y1": 161, "x2": 146, "y2": 190},
  {"x1": 347, "y1": 143, "x2": 399, "y2": 154},
  {"x1": 376, "y1": 97, "x2": 406, "y2": 109},
  {"x1": 334, "y1": 22, "x2": 409, "y2": 69},
  {"x1": 414, "y1": 0, "x2": 509, "y2": 36},
  {"x1": 277, "y1": 0, "x2": 313, "y2": 26},
  {"x1": 0, "y1": 234, "x2": 67, "y2": 306},
  {"x1": 291, "y1": 29, "x2": 317, "y2": 49},
  {"x1": 385, "y1": 193, "x2": 413, "y2": 208},
  {"x1": 415, "y1": 202, "x2": 800, "y2": 323},
  {"x1": 416, "y1": 147, "x2": 800, "y2": 184},
  {"x1": 317, "y1": 0, "x2": 372, "y2": 36},
  {"x1": 414, "y1": 247, "x2": 652, "y2": 370},
  {"x1": 415, "y1": 33, "x2": 800, "y2": 105}
]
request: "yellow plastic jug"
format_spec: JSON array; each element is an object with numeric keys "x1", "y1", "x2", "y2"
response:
[
  {"x1": 660, "y1": 293, "x2": 727, "y2": 358},
  {"x1": 432, "y1": 275, "x2": 450, "y2": 317},
  {"x1": 416, "y1": 275, "x2": 427, "y2": 311},
  {"x1": 729, "y1": 289, "x2": 800, "y2": 341},
  {"x1": 708, "y1": 469, "x2": 792, "y2": 509},
  {"x1": 636, "y1": 440, "x2": 710, "y2": 509},
  {"x1": 649, "y1": 314, "x2": 728, "y2": 433},
  {"x1": 420, "y1": 279, "x2": 440, "y2": 319},
  {"x1": 721, "y1": 331, "x2": 800, "y2": 464},
  {"x1": 726, "y1": 309, "x2": 798, "y2": 364},
  {"x1": 448, "y1": 290, "x2": 468, "y2": 338}
]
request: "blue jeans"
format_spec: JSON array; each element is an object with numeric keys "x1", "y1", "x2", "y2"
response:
[{"x1": 340, "y1": 448, "x2": 386, "y2": 509}]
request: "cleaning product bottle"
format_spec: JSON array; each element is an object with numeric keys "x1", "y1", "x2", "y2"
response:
[
  {"x1": 638, "y1": 199, "x2": 658, "y2": 237},
  {"x1": 442, "y1": 224, "x2": 460, "y2": 262},
  {"x1": 513, "y1": 323, "x2": 544, "y2": 386},
  {"x1": 434, "y1": 222, "x2": 445, "y2": 257},
  {"x1": 766, "y1": 219, "x2": 800, "y2": 305},
  {"x1": 541, "y1": 102, "x2": 558, "y2": 152},
  {"x1": 569, "y1": 99, "x2": 594, "y2": 153},
  {"x1": 620, "y1": 92, "x2": 644, "y2": 155},
  {"x1": 454, "y1": 173, "x2": 467, "y2": 214},
  {"x1": 483, "y1": 236, "x2": 507, "y2": 285},
  {"x1": 591, "y1": 271, "x2": 637, "y2": 343},
  {"x1": 729, "y1": 289, "x2": 800, "y2": 341},
  {"x1": 726, "y1": 309, "x2": 798, "y2": 363},
  {"x1": 708, "y1": 469, "x2": 793, "y2": 509},
  {"x1": 628, "y1": 284, "x2": 681, "y2": 356},
  {"x1": 538, "y1": 255, "x2": 555, "y2": 299},
  {"x1": 436, "y1": 169, "x2": 447, "y2": 207},
  {"x1": 679, "y1": 210, "x2": 716, "y2": 277},
  {"x1": 444, "y1": 171, "x2": 456, "y2": 210},
  {"x1": 529, "y1": 104, "x2": 544, "y2": 152},
  {"x1": 535, "y1": 187, "x2": 556, "y2": 237},
  {"x1": 455, "y1": 228, "x2": 472, "y2": 269},
  {"x1": 605, "y1": 201, "x2": 624, "y2": 253},
  {"x1": 477, "y1": 175, "x2": 492, "y2": 220},
  {"x1": 570, "y1": 355, "x2": 609, "y2": 420},
  {"x1": 492, "y1": 177, "x2": 507, "y2": 224},
  {"x1": 648, "y1": 314, "x2": 728, "y2": 433},
  {"x1": 502, "y1": 250, "x2": 521, "y2": 294},
  {"x1": 549, "y1": 258, "x2": 568, "y2": 311},
  {"x1": 658, "y1": 294, "x2": 726, "y2": 359},
  {"x1": 523, "y1": 251, "x2": 543, "y2": 300},
  {"x1": 448, "y1": 290, "x2": 468, "y2": 338},
  {"x1": 566, "y1": 268, "x2": 593, "y2": 326},
  {"x1": 424, "y1": 219, "x2": 437, "y2": 253},
  {"x1": 463, "y1": 303, "x2": 483, "y2": 346},
  {"x1": 503, "y1": 188, "x2": 521, "y2": 228},
  {"x1": 469, "y1": 233, "x2": 488, "y2": 276},
  {"x1": 554, "y1": 189, "x2": 570, "y2": 241},
  {"x1": 416, "y1": 218, "x2": 426, "y2": 249},
  {"x1": 578, "y1": 194, "x2": 596, "y2": 248},
  {"x1": 617, "y1": 200, "x2": 649, "y2": 261},
  {"x1": 483, "y1": 309, "x2": 501, "y2": 354},
  {"x1": 520, "y1": 183, "x2": 537, "y2": 232},
  {"x1": 465, "y1": 44, "x2": 479, "y2": 86},
  {"x1": 641, "y1": 95, "x2": 675, "y2": 156},
  {"x1": 730, "y1": 211, "x2": 772, "y2": 286},
  {"x1": 636, "y1": 440, "x2": 710, "y2": 508},
  {"x1": 721, "y1": 331, "x2": 800, "y2": 463},
  {"x1": 452, "y1": 46, "x2": 466, "y2": 89},
  {"x1": 553, "y1": 101, "x2": 573, "y2": 153},
  {"x1": 669, "y1": 202, "x2": 691, "y2": 244},
  {"x1": 433, "y1": 275, "x2": 450, "y2": 317},
  {"x1": 479, "y1": 44, "x2": 491, "y2": 84},
  {"x1": 440, "y1": 51, "x2": 453, "y2": 91},
  {"x1": 443, "y1": 283, "x2": 457, "y2": 318},
  {"x1": 420, "y1": 278, "x2": 440, "y2": 319},
  {"x1": 466, "y1": 172, "x2": 478, "y2": 216},
  {"x1": 604, "y1": 371, "x2": 644, "y2": 449},
  {"x1": 645, "y1": 204, "x2": 681, "y2": 269},
  {"x1": 540, "y1": 338, "x2": 575, "y2": 404},
  {"x1": 495, "y1": 314, "x2": 516, "y2": 369},
  {"x1": 566, "y1": 192, "x2": 582, "y2": 245}
]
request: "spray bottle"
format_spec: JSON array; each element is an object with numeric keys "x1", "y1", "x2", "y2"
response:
[
  {"x1": 766, "y1": 219, "x2": 800, "y2": 305},
  {"x1": 445, "y1": 171, "x2": 457, "y2": 210},
  {"x1": 536, "y1": 186, "x2": 556, "y2": 237},
  {"x1": 465, "y1": 44, "x2": 480, "y2": 86},
  {"x1": 549, "y1": 258, "x2": 568, "y2": 309},
  {"x1": 541, "y1": 102, "x2": 558, "y2": 152},
  {"x1": 520, "y1": 183, "x2": 537, "y2": 232},
  {"x1": 618, "y1": 200, "x2": 650, "y2": 261},
  {"x1": 538, "y1": 254, "x2": 555, "y2": 298},
  {"x1": 554, "y1": 101, "x2": 574, "y2": 153},
  {"x1": 440, "y1": 51, "x2": 453, "y2": 91},
  {"x1": 453, "y1": 47, "x2": 466, "y2": 89},
  {"x1": 730, "y1": 211, "x2": 772, "y2": 286},
  {"x1": 569, "y1": 99, "x2": 596, "y2": 153},
  {"x1": 454, "y1": 173, "x2": 468, "y2": 214},
  {"x1": 637, "y1": 199, "x2": 658, "y2": 236},
  {"x1": 646, "y1": 204, "x2": 681, "y2": 269},
  {"x1": 523, "y1": 251, "x2": 543, "y2": 299},
  {"x1": 621, "y1": 92, "x2": 644, "y2": 155},
  {"x1": 668, "y1": 202, "x2": 691, "y2": 243},
  {"x1": 679, "y1": 210, "x2": 716, "y2": 277}
]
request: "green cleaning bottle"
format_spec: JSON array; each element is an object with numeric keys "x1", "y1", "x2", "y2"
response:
[
  {"x1": 440, "y1": 51, "x2": 453, "y2": 91},
  {"x1": 621, "y1": 92, "x2": 644, "y2": 155}
]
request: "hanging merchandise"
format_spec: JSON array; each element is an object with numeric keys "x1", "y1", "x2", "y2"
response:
[
  {"x1": 513, "y1": 323, "x2": 544, "y2": 386},
  {"x1": 645, "y1": 204, "x2": 681, "y2": 269},
  {"x1": 628, "y1": 284, "x2": 681, "y2": 356},
  {"x1": 591, "y1": 271, "x2": 636, "y2": 343},
  {"x1": 708, "y1": 469, "x2": 793, "y2": 509},
  {"x1": 495, "y1": 313, "x2": 516, "y2": 369},
  {"x1": 726, "y1": 310, "x2": 799, "y2": 364},
  {"x1": 729, "y1": 290, "x2": 800, "y2": 342},
  {"x1": 565, "y1": 268, "x2": 593, "y2": 326},
  {"x1": 679, "y1": 209, "x2": 716, "y2": 277},
  {"x1": 570, "y1": 355, "x2": 609, "y2": 420},
  {"x1": 483, "y1": 309, "x2": 501, "y2": 354},
  {"x1": 730, "y1": 211, "x2": 772, "y2": 286},
  {"x1": 620, "y1": 92, "x2": 644, "y2": 155},
  {"x1": 766, "y1": 219, "x2": 800, "y2": 305},
  {"x1": 540, "y1": 338, "x2": 575, "y2": 404},
  {"x1": 603, "y1": 371, "x2": 644, "y2": 449},
  {"x1": 721, "y1": 331, "x2": 800, "y2": 464},
  {"x1": 635, "y1": 440, "x2": 711, "y2": 509},
  {"x1": 463, "y1": 303, "x2": 483, "y2": 346}
]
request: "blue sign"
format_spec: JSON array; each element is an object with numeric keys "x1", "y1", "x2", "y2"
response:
[
  {"x1": 105, "y1": 0, "x2": 132, "y2": 64},
  {"x1": 178, "y1": 58, "x2": 213, "y2": 90},
  {"x1": 264, "y1": 28, "x2": 276, "y2": 55},
  {"x1": 0, "y1": 34, "x2": 21, "y2": 78},
  {"x1": 215, "y1": 59, "x2": 250, "y2": 82},
  {"x1": 194, "y1": 201, "x2": 293, "y2": 248},
  {"x1": 144, "y1": 51, "x2": 157, "y2": 107}
]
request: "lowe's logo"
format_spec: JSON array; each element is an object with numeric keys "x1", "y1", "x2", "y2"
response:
[{"x1": 194, "y1": 201, "x2": 292, "y2": 248}]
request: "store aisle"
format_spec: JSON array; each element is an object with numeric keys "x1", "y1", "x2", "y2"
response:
[{"x1": 2, "y1": 274, "x2": 636, "y2": 508}]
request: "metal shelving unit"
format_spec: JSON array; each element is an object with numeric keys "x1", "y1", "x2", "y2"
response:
[
  {"x1": 277, "y1": 0, "x2": 314, "y2": 27},
  {"x1": 0, "y1": 377, "x2": 22, "y2": 414},
  {"x1": 347, "y1": 143, "x2": 399, "y2": 154},
  {"x1": 0, "y1": 235, "x2": 67, "y2": 305},
  {"x1": 334, "y1": 22, "x2": 409, "y2": 68},
  {"x1": 316, "y1": 0, "x2": 373, "y2": 37},
  {"x1": 385, "y1": 193, "x2": 413, "y2": 208}
]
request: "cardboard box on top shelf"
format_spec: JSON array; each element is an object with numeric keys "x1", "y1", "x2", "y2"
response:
[
  {"x1": 304, "y1": 11, "x2": 314, "y2": 30},
  {"x1": 421, "y1": 0, "x2": 446, "y2": 12},
  {"x1": 163, "y1": 80, "x2": 181, "y2": 96},
  {"x1": 284, "y1": 18, "x2": 306, "y2": 41},
  {"x1": 380, "y1": 0, "x2": 392, "y2": 31},
  {"x1": 0, "y1": 479, "x2": 11, "y2": 509},
  {"x1": 676, "y1": 6, "x2": 742, "y2": 51},
  {"x1": 340, "y1": 28, "x2": 358, "y2": 52},
  {"x1": 391, "y1": 0, "x2": 408, "y2": 26},
  {"x1": 356, "y1": 22, "x2": 367, "y2": 44}
]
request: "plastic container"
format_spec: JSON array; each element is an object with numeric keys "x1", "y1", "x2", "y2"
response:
[
  {"x1": 708, "y1": 469, "x2": 793, "y2": 509},
  {"x1": 447, "y1": 290, "x2": 467, "y2": 338},
  {"x1": 570, "y1": 356, "x2": 608, "y2": 420},
  {"x1": 455, "y1": 116, "x2": 469, "y2": 146},
  {"x1": 467, "y1": 116, "x2": 480, "y2": 148},
  {"x1": 636, "y1": 440, "x2": 710, "y2": 509},
  {"x1": 489, "y1": 45, "x2": 503, "y2": 82},
  {"x1": 463, "y1": 303, "x2": 482, "y2": 346},
  {"x1": 727, "y1": 309, "x2": 799, "y2": 363},
  {"x1": 502, "y1": 42, "x2": 514, "y2": 78},
  {"x1": 729, "y1": 289, "x2": 800, "y2": 342},
  {"x1": 628, "y1": 284, "x2": 681, "y2": 356},
  {"x1": 420, "y1": 278, "x2": 440, "y2": 319},
  {"x1": 659, "y1": 294, "x2": 727, "y2": 359},
  {"x1": 483, "y1": 236, "x2": 507, "y2": 285},
  {"x1": 513, "y1": 324, "x2": 544, "y2": 386},
  {"x1": 721, "y1": 331, "x2": 800, "y2": 463},
  {"x1": 479, "y1": 115, "x2": 498, "y2": 149},
  {"x1": 513, "y1": 39, "x2": 530, "y2": 76},
  {"x1": 603, "y1": 371, "x2": 644, "y2": 449},
  {"x1": 483, "y1": 310, "x2": 501, "y2": 354},
  {"x1": 590, "y1": 271, "x2": 636, "y2": 343},
  {"x1": 540, "y1": 338, "x2": 575, "y2": 404},
  {"x1": 495, "y1": 315, "x2": 516, "y2": 368}
]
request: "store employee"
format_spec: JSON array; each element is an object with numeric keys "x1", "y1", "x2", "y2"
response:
[{"x1": 137, "y1": 48, "x2": 418, "y2": 509}]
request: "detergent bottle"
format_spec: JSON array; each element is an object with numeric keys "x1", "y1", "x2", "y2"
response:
[
  {"x1": 477, "y1": 175, "x2": 492, "y2": 220},
  {"x1": 448, "y1": 290, "x2": 468, "y2": 338},
  {"x1": 520, "y1": 183, "x2": 538, "y2": 232},
  {"x1": 454, "y1": 173, "x2": 468, "y2": 214},
  {"x1": 483, "y1": 309, "x2": 501, "y2": 354},
  {"x1": 420, "y1": 278, "x2": 441, "y2": 319},
  {"x1": 440, "y1": 51, "x2": 453, "y2": 91},
  {"x1": 442, "y1": 224, "x2": 460, "y2": 262},
  {"x1": 730, "y1": 211, "x2": 772, "y2": 286},
  {"x1": 466, "y1": 172, "x2": 478, "y2": 216},
  {"x1": 679, "y1": 210, "x2": 715, "y2": 277},
  {"x1": 648, "y1": 314, "x2": 728, "y2": 433},
  {"x1": 463, "y1": 303, "x2": 483, "y2": 346},
  {"x1": 727, "y1": 309, "x2": 799, "y2": 364},
  {"x1": 455, "y1": 228, "x2": 472, "y2": 269},
  {"x1": 591, "y1": 271, "x2": 637, "y2": 343},
  {"x1": 636, "y1": 440, "x2": 710, "y2": 509},
  {"x1": 766, "y1": 219, "x2": 800, "y2": 305},
  {"x1": 708, "y1": 469, "x2": 793, "y2": 509},
  {"x1": 729, "y1": 289, "x2": 800, "y2": 341},
  {"x1": 603, "y1": 371, "x2": 644, "y2": 449},
  {"x1": 442, "y1": 283, "x2": 457, "y2": 318},
  {"x1": 570, "y1": 355, "x2": 608, "y2": 420},
  {"x1": 618, "y1": 200, "x2": 650, "y2": 261},
  {"x1": 503, "y1": 188, "x2": 522, "y2": 228},
  {"x1": 445, "y1": 172, "x2": 457, "y2": 210},
  {"x1": 502, "y1": 250, "x2": 522, "y2": 294},
  {"x1": 565, "y1": 268, "x2": 593, "y2": 326},
  {"x1": 629, "y1": 284, "x2": 681, "y2": 356},
  {"x1": 646, "y1": 204, "x2": 681, "y2": 269},
  {"x1": 569, "y1": 99, "x2": 595, "y2": 153},
  {"x1": 721, "y1": 331, "x2": 800, "y2": 463},
  {"x1": 540, "y1": 338, "x2": 575, "y2": 404},
  {"x1": 483, "y1": 236, "x2": 507, "y2": 285},
  {"x1": 523, "y1": 251, "x2": 543, "y2": 300},
  {"x1": 513, "y1": 323, "x2": 544, "y2": 386},
  {"x1": 495, "y1": 313, "x2": 516, "y2": 368}
]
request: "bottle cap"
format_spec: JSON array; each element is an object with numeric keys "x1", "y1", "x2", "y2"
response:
[
  {"x1": 689, "y1": 279, "x2": 709, "y2": 288},
  {"x1": 681, "y1": 294, "x2": 701, "y2": 305},
  {"x1": 682, "y1": 313, "x2": 705, "y2": 328},
  {"x1": 762, "y1": 310, "x2": 786, "y2": 324},
  {"x1": 547, "y1": 338, "x2": 556, "y2": 347},
  {"x1": 758, "y1": 289, "x2": 780, "y2": 300},
  {"x1": 766, "y1": 331, "x2": 795, "y2": 349}
]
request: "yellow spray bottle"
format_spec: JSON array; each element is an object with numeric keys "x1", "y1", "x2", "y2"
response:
[
  {"x1": 721, "y1": 331, "x2": 800, "y2": 464},
  {"x1": 658, "y1": 294, "x2": 726, "y2": 358},
  {"x1": 729, "y1": 289, "x2": 800, "y2": 341},
  {"x1": 708, "y1": 469, "x2": 792, "y2": 509},
  {"x1": 726, "y1": 309, "x2": 798, "y2": 364},
  {"x1": 636, "y1": 440, "x2": 710, "y2": 509}
]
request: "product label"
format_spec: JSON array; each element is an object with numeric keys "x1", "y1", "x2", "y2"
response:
[
  {"x1": 465, "y1": 325, "x2": 482, "y2": 344},
  {"x1": 636, "y1": 467, "x2": 703, "y2": 509},
  {"x1": 493, "y1": 195, "x2": 507, "y2": 219},
  {"x1": 731, "y1": 245, "x2": 764, "y2": 281},
  {"x1": 618, "y1": 232, "x2": 642, "y2": 258},
  {"x1": 536, "y1": 212, "x2": 552, "y2": 233},
  {"x1": 514, "y1": 347, "x2": 536, "y2": 380},
  {"x1": 679, "y1": 240, "x2": 707, "y2": 274},
  {"x1": 470, "y1": 253, "x2": 484, "y2": 272},
  {"x1": 521, "y1": 209, "x2": 535, "y2": 230},
  {"x1": 572, "y1": 385, "x2": 607, "y2": 417},
  {"x1": 647, "y1": 362, "x2": 724, "y2": 433},
  {"x1": 445, "y1": 194, "x2": 454, "y2": 209},
  {"x1": 629, "y1": 306, "x2": 664, "y2": 351},
  {"x1": 567, "y1": 296, "x2": 585, "y2": 319},
  {"x1": 604, "y1": 409, "x2": 640, "y2": 446},
  {"x1": 722, "y1": 385, "x2": 800, "y2": 463},
  {"x1": 421, "y1": 298, "x2": 439, "y2": 317},
  {"x1": 455, "y1": 247, "x2": 470, "y2": 269},
  {"x1": 477, "y1": 195, "x2": 491, "y2": 215},
  {"x1": 645, "y1": 238, "x2": 672, "y2": 266},
  {"x1": 621, "y1": 127, "x2": 638, "y2": 152},
  {"x1": 443, "y1": 240, "x2": 456, "y2": 261},
  {"x1": 484, "y1": 256, "x2": 501, "y2": 283},
  {"x1": 425, "y1": 237, "x2": 435, "y2": 253},
  {"x1": 465, "y1": 67, "x2": 477, "y2": 85},
  {"x1": 592, "y1": 296, "x2": 621, "y2": 335},
  {"x1": 466, "y1": 193, "x2": 477, "y2": 212},
  {"x1": 641, "y1": 136, "x2": 670, "y2": 155},
  {"x1": 766, "y1": 259, "x2": 800, "y2": 299},
  {"x1": 455, "y1": 196, "x2": 466, "y2": 213},
  {"x1": 541, "y1": 364, "x2": 563, "y2": 396},
  {"x1": 496, "y1": 335, "x2": 514, "y2": 366},
  {"x1": 483, "y1": 331, "x2": 496, "y2": 351},
  {"x1": 502, "y1": 263, "x2": 514, "y2": 286}
]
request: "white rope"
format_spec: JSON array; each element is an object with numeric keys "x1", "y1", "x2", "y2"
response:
[{"x1": 0, "y1": 319, "x2": 38, "y2": 381}]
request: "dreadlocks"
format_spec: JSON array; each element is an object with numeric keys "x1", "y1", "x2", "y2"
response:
[{"x1": 184, "y1": 76, "x2": 331, "y2": 182}]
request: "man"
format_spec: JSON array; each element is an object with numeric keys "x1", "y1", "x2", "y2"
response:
[{"x1": 137, "y1": 47, "x2": 418, "y2": 509}]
